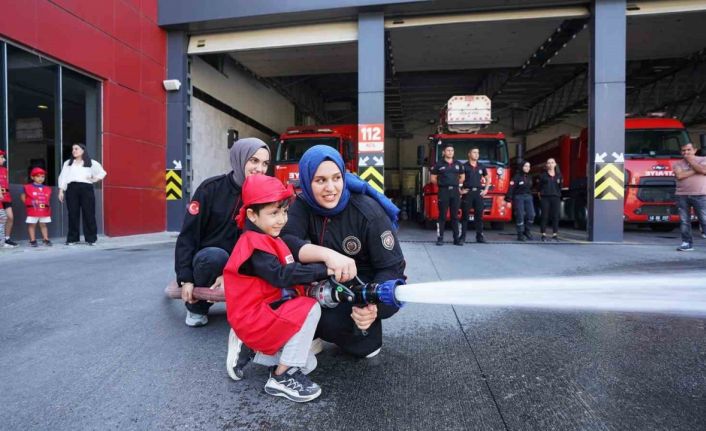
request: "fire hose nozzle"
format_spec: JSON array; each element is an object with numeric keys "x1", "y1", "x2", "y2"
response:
[
  {"x1": 368, "y1": 278, "x2": 406, "y2": 308},
  {"x1": 306, "y1": 278, "x2": 406, "y2": 308}
]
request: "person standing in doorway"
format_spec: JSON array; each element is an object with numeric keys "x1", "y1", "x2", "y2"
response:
[
  {"x1": 505, "y1": 160, "x2": 535, "y2": 241},
  {"x1": 538, "y1": 158, "x2": 563, "y2": 242},
  {"x1": 57, "y1": 143, "x2": 107, "y2": 246},
  {"x1": 460, "y1": 147, "x2": 489, "y2": 244},
  {"x1": 672, "y1": 142, "x2": 706, "y2": 252},
  {"x1": 431, "y1": 143, "x2": 465, "y2": 246},
  {"x1": 0, "y1": 149, "x2": 18, "y2": 247}
]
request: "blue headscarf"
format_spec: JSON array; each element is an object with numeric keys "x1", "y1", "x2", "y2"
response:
[{"x1": 298, "y1": 145, "x2": 399, "y2": 230}]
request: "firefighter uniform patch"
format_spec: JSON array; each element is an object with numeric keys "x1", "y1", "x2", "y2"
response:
[
  {"x1": 342, "y1": 236, "x2": 362, "y2": 255},
  {"x1": 285, "y1": 254, "x2": 295, "y2": 264},
  {"x1": 187, "y1": 200, "x2": 200, "y2": 215},
  {"x1": 381, "y1": 230, "x2": 395, "y2": 250}
]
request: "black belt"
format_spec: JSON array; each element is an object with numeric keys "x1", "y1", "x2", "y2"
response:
[{"x1": 441, "y1": 186, "x2": 458, "y2": 190}]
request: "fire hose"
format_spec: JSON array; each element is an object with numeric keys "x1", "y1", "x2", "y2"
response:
[{"x1": 163, "y1": 277, "x2": 405, "y2": 307}]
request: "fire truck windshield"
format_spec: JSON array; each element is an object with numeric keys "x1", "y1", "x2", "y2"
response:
[
  {"x1": 436, "y1": 139, "x2": 509, "y2": 166},
  {"x1": 625, "y1": 129, "x2": 689, "y2": 158},
  {"x1": 276, "y1": 137, "x2": 339, "y2": 162}
]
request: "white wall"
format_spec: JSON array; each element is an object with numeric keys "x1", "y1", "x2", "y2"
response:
[
  {"x1": 191, "y1": 98, "x2": 279, "y2": 189},
  {"x1": 190, "y1": 56, "x2": 295, "y2": 189}
]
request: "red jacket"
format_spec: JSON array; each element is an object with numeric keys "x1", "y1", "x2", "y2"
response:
[
  {"x1": 24, "y1": 183, "x2": 52, "y2": 218},
  {"x1": 0, "y1": 167, "x2": 11, "y2": 203},
  {"x1": 224, "y1": 230, "x2": 316, "y2": 355}
]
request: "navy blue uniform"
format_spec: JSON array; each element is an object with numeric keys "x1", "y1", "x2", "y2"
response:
[
  {"x1": 431, "y1": 159, "x2": 464, "y2": 243},
  {"x1": 175, "y1": 173, "x2": 241, "y2": 314},
  {"x1": 506, "y1": 172, "x2": 535, "y2": 238},
  {"x1": 282, "y1": 194, "x2": 405, "y2": 358},
  {"x1": 461, "y1": 162, "x2": 488, "y2": 241}
]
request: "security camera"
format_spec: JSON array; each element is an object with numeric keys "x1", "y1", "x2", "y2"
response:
[{"x1": 162, "y1": 79, "x2": 182, "y2": 91}]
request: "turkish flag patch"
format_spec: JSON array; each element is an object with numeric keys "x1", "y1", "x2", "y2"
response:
[{"x1": 187, "y1": 200, "x2": 200, "y2": 215}]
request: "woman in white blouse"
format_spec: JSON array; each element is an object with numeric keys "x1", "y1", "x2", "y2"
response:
[{"x1": 57, "y1": 144, "x2": 107, "y2": 245}]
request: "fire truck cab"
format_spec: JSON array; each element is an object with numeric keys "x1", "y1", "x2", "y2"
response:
[
  {"x1": 418, "y1": 96, "x2": 512, "y2": 230},
  {"x1": 274, "y1": 125, "x2": 358, "y2": 188},
  {"x1": 523, "y1": 117, "x2": 690, "y2": 231}
]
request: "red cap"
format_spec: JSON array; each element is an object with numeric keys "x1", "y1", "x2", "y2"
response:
[
  {"x1": 0, "y1": 149, "x2": 5, "y2": 156},
  {"x1": 236, "y1": 175, "x2": 294, "y2": 229},
  {"x1": 30, "y1": 167, "x2": 47, "y2": 177}
]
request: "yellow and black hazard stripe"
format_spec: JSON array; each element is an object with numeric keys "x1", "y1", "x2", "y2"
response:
[
  {"x1": 594, "y1": 163, "x2": 624, "y2": 200},
  {"x1": 166, "y1": 169, "x2": 183, "y2": 200},
  {"x1": 358, "y1": 166, "x2": 384, "y2": 193}
]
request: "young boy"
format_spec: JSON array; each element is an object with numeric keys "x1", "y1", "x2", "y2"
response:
[
  {"x1": 0, "y1": 149, "x2": 17, "y2": 248},
  {"x1": 21, "y1": 167, "x2": 52, "y2": 247},
  {"x1": 223, "y1": 174, "x2": 331, "y2": 403}
]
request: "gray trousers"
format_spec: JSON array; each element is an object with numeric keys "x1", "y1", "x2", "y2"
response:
[{"x1": 254, "y1": 303, "x2": 321, "y2": 373}]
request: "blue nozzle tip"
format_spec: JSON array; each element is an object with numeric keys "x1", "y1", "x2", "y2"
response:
[{"x1": 377, "y1": 279, "x2": 405, "y2": 308}]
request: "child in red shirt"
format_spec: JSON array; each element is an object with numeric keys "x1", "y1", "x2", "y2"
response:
[
  {"x1": 21, "y1": 167, "x2": 52, "y2": 247},
  {"x1": 224, "y1": 174, "x2": 331, "y2": 403}
]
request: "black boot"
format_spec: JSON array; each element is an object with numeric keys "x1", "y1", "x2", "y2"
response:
[
  {"x1": 436, "y1": 237, "x2": 444, "y2": 246},
  {"x1": 524, "y1": 228, "x2": 534, "y2": 241},
  {"x1": 517, "y1": 229, "x2": 525, "y2": 241}
]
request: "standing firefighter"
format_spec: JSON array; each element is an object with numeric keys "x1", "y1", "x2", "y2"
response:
[
  {"x1": 460, "y1": 147, "x2": 489, "y2": 244},
  {"x1": 431, "y1": 143, "x2": 465, "y2": 246},
  {"x1": 506, "y1": 160, "x2": 535, "y2": 241}
]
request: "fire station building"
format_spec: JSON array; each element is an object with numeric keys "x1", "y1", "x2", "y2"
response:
[{"x1": 1, "y1": 1, "x2": 705, "y2": 241}]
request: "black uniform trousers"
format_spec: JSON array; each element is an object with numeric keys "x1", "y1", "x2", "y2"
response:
[
  {"x1": 461, "y1": 190, "x2": 484, "y2": 240},
  {"x1": 186, "y1": 247, "x2": 230, "y2": 315},
  {"x1": 513, "y1": 194, "x2": 535, "y2": 234},
  {"x1": 437, "y1": 186, "x2": 461, "y2": 241},
  {"x1": 66, "y1": 182, "x2": 98, "y2": 243},
  {"x1": 540, "y1": 196, "x2": 560, "y2": 234},
  {"x1": 315, "y1": 302, "x2": 397, "y2": 358}
]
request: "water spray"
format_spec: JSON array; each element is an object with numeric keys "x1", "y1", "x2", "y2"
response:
[{"x1": 165, "y1": 274, "x2": 706, "y2": 316}]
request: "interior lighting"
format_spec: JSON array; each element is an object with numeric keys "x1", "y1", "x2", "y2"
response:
[{"x1": 37, "y1": 104, "x2": 48, "y2": 110}]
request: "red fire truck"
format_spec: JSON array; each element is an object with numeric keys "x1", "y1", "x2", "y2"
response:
[
  {"x1": 273, "y1": 125, "x2": 358, "y2": 188},
  {"x1": 523, "y1": 117, "x2": 689, "y2": 231},
  {"x1": 418, "y1": 96, "x2": 512, "y2": 230}
]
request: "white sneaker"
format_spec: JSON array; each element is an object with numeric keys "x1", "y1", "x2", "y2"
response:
[
  {"x1": 185, "y1": 311, "x2": 208, "y2": 327},
  {"x1": 226, "y1": 329, "x2": 254, "y2": 381},
  {"x1": 676, "y1": 242, "x2": 694, "y2": 252},
  {"x1": 365, "y1": 347, "x2": 382, "y2": 359},
  {"x1": 264, "y1": 367, "x2": 321, "y2": 403}
]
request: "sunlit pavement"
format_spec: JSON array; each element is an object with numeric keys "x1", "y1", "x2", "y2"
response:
[{"x1": 2, "y1": 226, "x2": 705, "y2": 430}]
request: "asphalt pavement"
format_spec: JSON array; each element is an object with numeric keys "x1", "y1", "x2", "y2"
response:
[{"x1": 1, "y1": 225, "x2": 705, "y2": 430}]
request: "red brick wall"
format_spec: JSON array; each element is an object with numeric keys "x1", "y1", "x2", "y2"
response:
[{"x1": 0, "y1": 0, "x2": 167, "y2": 236}]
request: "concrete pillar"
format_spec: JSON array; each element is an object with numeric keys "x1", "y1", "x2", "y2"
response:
[
  {"x1": 166, "y1": 31, "x2": 190, "y2": 231},
  {"x1": 357, "y1": 12, "x2": 386, "y2": 193},
  {"x1": 588, "y1": 0, "x2": 626, "y2": 242}
]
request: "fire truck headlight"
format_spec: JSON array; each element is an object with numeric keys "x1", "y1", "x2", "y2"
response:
[{"x1": 497, "y1": 167, "x2": 504, "y2": 177}]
